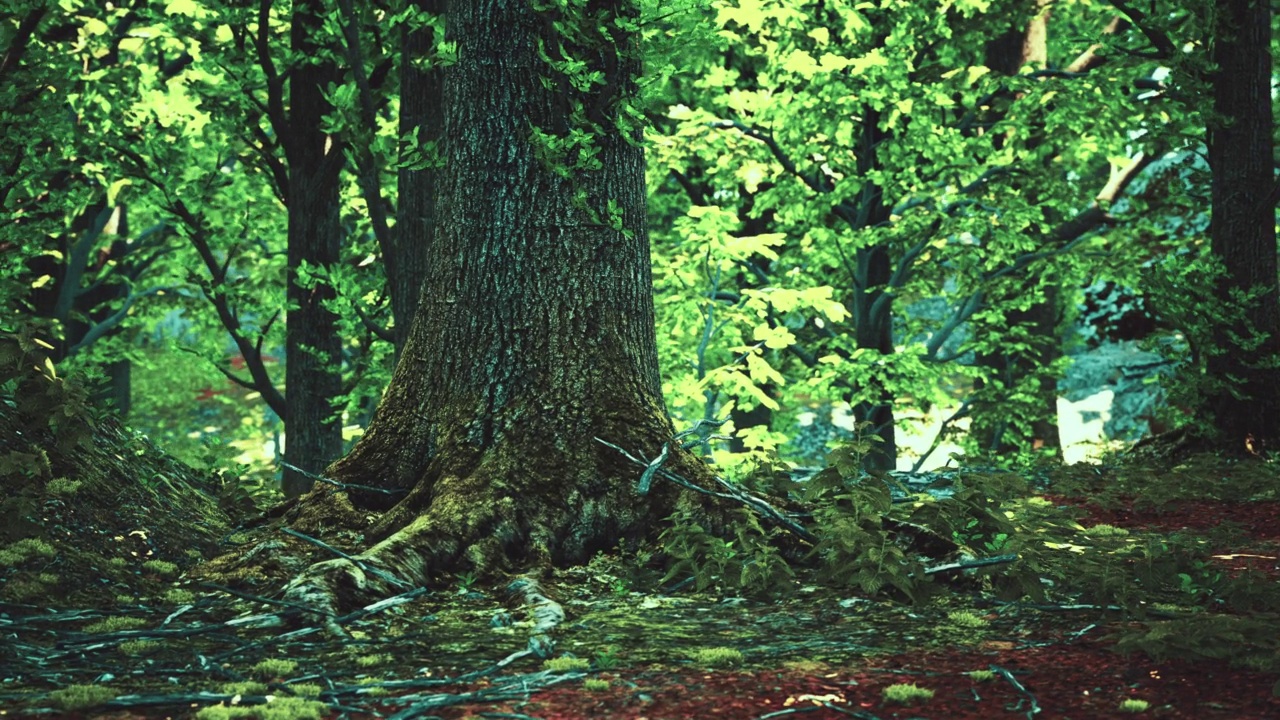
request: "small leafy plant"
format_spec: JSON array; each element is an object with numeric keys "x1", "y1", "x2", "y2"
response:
[{"x1": 882, "y1": 682, "x2": 934, "y2": 704}]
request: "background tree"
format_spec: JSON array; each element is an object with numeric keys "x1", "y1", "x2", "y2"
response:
[{"x1": 1204, "y1": 0, "x2": 1280, "y2": 451}]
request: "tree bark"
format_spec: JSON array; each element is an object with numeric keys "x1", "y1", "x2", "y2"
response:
[
  {"x1": 390, "y1": 0, "x2": 444, "y2": 359},
  {"x1": 280, "y1": 0, "x2": 732, "y2": 615},
  {"x1": 282, "y1": 0, "x2": 346, "y2": 497},
  {"x1": 1205, "y1": 0, "x2": 1280, "y2": 451}
]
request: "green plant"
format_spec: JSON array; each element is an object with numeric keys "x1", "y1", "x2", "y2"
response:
[
  {"x1": 47, "y1": 684, "x2": 116, "y2": 710},
  {"x1": 354, "y1": 653, "x2": 392, "y2": 668},
  {"x1": 882, "y1": 682, "x2": 934, "y2": 704},
  {"x1": 119, "y1": 640, "x2": 160, "y2": 656},
  {"x1": 250, "y1": 658, "x2": 298, "y2": 679},
  {"x1": 142, "y1": 559, "x2": 180, "y2": 577},
  {"x1": 543, "y1": 656, "x2": 591, "y2": 672},
  {"x1": 1118, "y1": 698, "x2": 1150, "y2": 713},
  {"x1": 593, "y1": 645, "x2": 621, "y2": 670},
  {"x1": 221, "y1": 681, "x2": 269, "y2": 696},
  {"x1": 966, "y1": 670, "x2": 995, "y2": 682},
  {"x1": 45, "y1": 477, "x2": 83, "y2": 496},
  {"x1": 84, "y1": 616, "x2": 148, "y2": 633},
  {"x1": 583, "y1": 678, "x2": 610, "y2": 691},
  {"x1": 946, "y1": 610, "x2": 989, "y2": 628},
  {"x1": 689, "y1": 647, "x2": 743, "y2": 667},
  {"x1": 164, "y1": 588, "x2": 197, "y2": 604}
]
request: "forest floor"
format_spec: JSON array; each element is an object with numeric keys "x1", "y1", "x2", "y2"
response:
[{"x1": 3, "y1": 448, "x2": 1280, "y2": 719}]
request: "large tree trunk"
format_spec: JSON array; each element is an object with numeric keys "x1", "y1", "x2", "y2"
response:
[
  {"x1": 389, "y1": 0, "x2": 444, "y2": 358},
  {"x1": 280, "y1": 0, "x2": 729, "y2": 615},
  {"x1": 282, "y1": 0, "x2": 346, "y2": 497},
  {"x1": 1205, "y1": 0, "x2": 1280, "y2": 451}
]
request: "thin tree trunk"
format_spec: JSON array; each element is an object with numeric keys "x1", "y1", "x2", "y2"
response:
[{"x1": 282, "y1": 0, "x2": 345, "y2": 497}]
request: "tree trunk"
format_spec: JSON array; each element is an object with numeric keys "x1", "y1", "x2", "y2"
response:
[
  {"x1": 850, "y1": 112, "x2": 897, "y2": 472},
  {"x1": 282, "y1": 1, "x2": 346, "y2": 497},
  {"x1": 1205, "y1": 0, "x2": 1280, "y2": 451},
  {"x1": 390, "y1": 0, "x2": 444, "y2": 359},
  {"x1": 281, "y1": 0, "x2": 731, "y2": 614},
  {"x1": 970, "y1": 0, "x2": 1062, "y2": 456}
]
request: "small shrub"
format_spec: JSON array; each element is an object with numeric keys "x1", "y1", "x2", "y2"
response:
[
  {"x1": 48, "y1": 684, "x2": 116, "y2": 710},
  {"x1": 946, "y1": 610, "x2": 989, "y2": 628},
  {"x1": 221, "y1": 681, "x2": 269, "y2": 696},
  {"x1": 288, "y1": 684, "x2": 322, "y2": 698},
  {"x1": 119, "y1": 640, "x2": 160, "y2": 656},
  {"x1": 46, "y1": 478, "x2": 83, "y2": 496},
  {"x1": 250, "y1": 658, "x2": 298, "y2": 679},
  {"x1": 1119, "y1": 698, "x2": 1150, "y2": 713},
  {"x1": 195, "y1": 696, "x2": 328, "y2": 720},
  {"x1": 354, "y1": 653, "x2": 392, "y2": 668},
  {"x1": 0, "y1": 538, "x2": 57, "y2": 566},
  {"x1": 164, "y1": 588, "x2": 197, "y2": 604},
  {"x1": 543, "y1": 656, "x2": 590, "y2": 672},
  {"x1": 882, "y1": 682, "x2": 934, "y2": 705},
  {"x1": 84, "y1": 616, "x2": 148, "y2": 633},
  {"x1": 142, "y1": 559, "x2": 179, "y2": 577},
  {"x1": 689, "y1": 647, "x2": 743, "y2": 667},
  {"x1": 1083, "y1": 524, "x2": 1130, "y2": 537}
]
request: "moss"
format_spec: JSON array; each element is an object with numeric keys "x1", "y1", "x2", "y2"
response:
[
  {"x1": 1119, "y1": 699, "x2": 1150, "y2": 713},
  {"x1": 946, "y1": 610, "x2": 989, "y2": 628},
  {"x1": 0, "y1": 538, "x2": 57, "y2": 567},
  {"x1": 46, "y1": 477, "x2": 83, "y2": 496},
  {"x1": 882, "y1": 682, "x2": 934, "y2": 704},
  {"x1": 36, "y1": 572, "x2": 59, "y2": 584},
  {"x1": 119, "y1": 640, "x2": 160, "y2": 656},
  {"x1": 143, "y1": 559, "x2": 180, "y2": 577},
  {"x1": 106, "y1": 557, "x2": 128, "y2": 568},
  {"x1": 195, "y1": 696, "x2": 328, "y2": 720},
  {"x1": 689, "y1": 647, "x2": 743, "y2": 667},
  {"x1": 48, "y1": 684, "x2": 116, "y2": 710},
  {"x1": 583, "y1": 678, "x2": 610, "y2": 691},
  {"x1": 1083, "y1": 524, "x2": 1130, "y2": 537},
  {"x1": 221, "y1": 681, "x2": 269, "y2": 695},
  {"x1": 288, "y1": 683, "x2": 322, "y2": 698},
  {"x1": 1, "y1": 577, "x2": 50, "y2": 602},
  {"x1": 84, "y1": 616, "x2": 148, "y2": 633},
  {"x1": 354, "y1": 653, "x2": 393, "y2": 668},
  {"x1": 250, "y1": 658, "x2": 298, "y2": 679},
  {"x1": 543, "y1": 656, "x2": 591, "y2": 672},
  {"x1": 164, "y1": 588, "x2": 197, "y2": 604},
  {"x1": 966, "y1": 670, "x2": 995, "y2": 682}
]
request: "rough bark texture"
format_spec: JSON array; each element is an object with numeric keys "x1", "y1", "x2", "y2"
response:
[
  {"x1": 281, "y1": 0, "x2": 731, "y2": 614},
  {"x1": 282, "y1": 0, "x2": 346, "y2": 498},
  {"x1": 390, "y1": 0, "x2": 444, "y2": 358},
  {"x1": 1206, "y1": 0, "x2": 1280, "y2": 450}
]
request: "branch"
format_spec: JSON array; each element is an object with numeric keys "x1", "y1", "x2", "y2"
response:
[
  {"x1": 255, "y1": 0, "x2": 289, "y2": 157},
  {"x1": 335, "y1": 0, "x2": 396, "y2": 269},
  {"x1": 1065, "y1": 16, "x2": 1126, "y2": 73},
  {"x1": 0, "y1": 6, "x2": 47, "y2": 79},
  {"x1": 170, "y1": 199, "x2": 287, "y2": 419},
  {"x1": 55, "y1": 205, "x2": 113, "y2": 325},
  {"x1": 707, "y1": 120, "x2": 828, "y2": 193},
  {"x1": 1109, "y1": 0, "x2": 1176, "y2": 58},
  {"x1": 67, "y1": 287, "x2": 171, "y2": 356}
]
